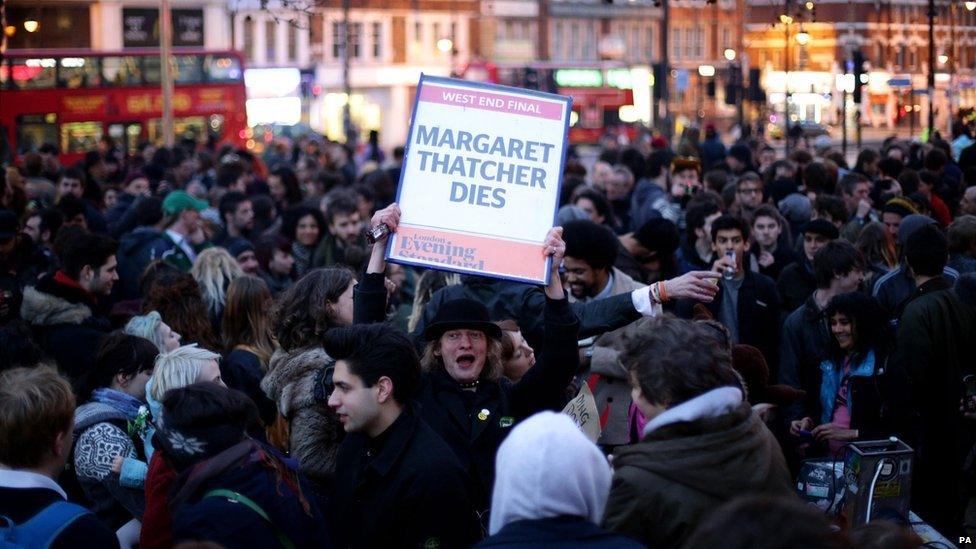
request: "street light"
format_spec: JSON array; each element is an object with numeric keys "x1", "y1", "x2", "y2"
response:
[
  {"x1": 23, "y1": 19, "x2": 39, "y2": 33},
  {"x1": 437, "y1": 38, "x2": 454, "y2": 54},
  {"x1": 967, "y1": 1, "x2": 976, "y2": 10},
  {"x1": 698, "y1": 64, "x2": 716, "y2": 77},
  {"x1": 795, "y1": 30, "x2": 810, "y2": 46},
  {"x1": 938, "y1": 53, "x2": 949, "y2": 65},
  {"x1": 724, "y1": 48, "x2": 736, "y2": 61}
]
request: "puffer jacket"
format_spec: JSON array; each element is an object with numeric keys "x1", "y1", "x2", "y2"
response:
[{"x1": 261, "y1": 346, "x2": 340, "y2": 486}]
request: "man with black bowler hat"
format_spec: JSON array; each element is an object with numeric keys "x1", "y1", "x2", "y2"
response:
[{"x1": 416, "y1": 227, "x2": 581, "y2": 520}]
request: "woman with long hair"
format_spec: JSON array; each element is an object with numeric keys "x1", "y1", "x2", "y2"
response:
[
  {"x1": 261, "y1": 204, "x2": 396, "y2": 486},
  {"x1": 855, "y1": 222, "x2": 897, "y2": 292},
  {"x1": 143, "y1": 271, "x2": 220, "y2": 352},
  {"x1": 221, "y1": 276, "x2": 277, "y2": 426},
  {"x1": 191, "y1": 247, "x2": 244, "y2": 330},
  {"x1": 268, "y1": 166, "x2": 303, "y2": 213},
  {"x1": 282, "y1": 205, "x2": 326, "y2": 278},
  {"x1": 789, "y1": 292, "x2": 892, "y2": 457}
]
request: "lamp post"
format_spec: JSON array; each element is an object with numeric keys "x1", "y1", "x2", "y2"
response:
[
  {"x1": 725, "y1": 48, "x2": 745, "y2": 132},
  {"x1": 781, "y1": 10, "x2": 794, "y2": 154},
  {"x1": 699, "y1": 64, "x2": 715, "y2": 127}
]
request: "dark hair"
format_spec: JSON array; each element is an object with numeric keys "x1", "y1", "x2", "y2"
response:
[
  {"x1": 897, "y1": 169, "x2": 920, "y2": 195},
  {"x1": 685, "y1": 202, "x2": 721, "y2": 247},
  {"x1": 80, "y1": 332, "x2": 158, "y2": 399},
  {"x1": 562, "y1": 219, "x2": 618, "y2": 271},
  {"x1": 801, "y1": 162, "x2": 829, "y2": 195},
  {"x1": 60, "y1": 167, "x2": 86, "y2": 186},
  {"x1": 710, "y1": 214, "x2": 750, "y2": 243},
  {"x1": 0, "y1": 321, "x2": 48, "y2": 372},
  {"x1": 877, "y1": 157, "x2": 904, "y2": 180},
  {"x1": 218, "y1": 191, "x2": 250, "y2": 224},
  {"x1": 59, "y1": 232, "x2": 117, "y2": 280},
  {"x1": 814, "y1": 195, "x2": 848, "y2": 225},
  {"x1": 812, "y1": 240, "x2": 864, "y2": 289},
  {"x1": 282, "y1": 205, "x2": 325, "y2": 244},
  {"x1": 839, "y1": 173, "x2": 868, "y2": 196},
  {"x1": 824, "y1": 292, "x2": 889, "y2": 365},
  {"x1": 163, "y1": 382, "x2": 254, "y2": 433},
  {"x1": 854, "y1": 148, "x2": 880, "y2": 173},
  {"x1": 622, "y1": 318, "x2": 739, "y2": 407},
  {"x1": 683, "y1": 495, "x2": 849, "y2": 549},
  {"x1": 634, "y1": 218, "x2": 680, "y2": 256},
  {"x1": 904, "y1": 224, "x2": 948, "y2": 277},
  {"x1": 572, "y1": 188, "x2": 613, "y2": 223},
  {"x1": 704, "y1": 169, "x2": 730, "y2": 193},
  {"x1": 324, "y1": 194, "x2": 358, "y2": 225},
  {"x1": 322, "y1": 323, "x2": 421, "y2": 403},
  {"x1": 270, "y1": 166, "x2": 303, "y2": 206},
  {"x1": 216, "y1": 160, "x2": 246, "y2": 188},
  {"x1": 255, "y1": 234, "x2": 292, "y2": 270},
  {"x1": 923, "y1": 148, "x2": 949, "y2": 172},
  {"x1": 272, "y1": 267, "x2": 355, "y2": 351},
  {"x1": 29, "y1": 208, "x2": 64, "y2": 240},
  {"x1": 56, "y1": 194, "x2": 87, "y2": 222},
  {"x1": 751, "y1": 204, "x2": 783, "y2": 228}
]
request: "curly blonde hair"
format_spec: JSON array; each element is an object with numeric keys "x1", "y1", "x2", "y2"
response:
[
  {"x1": 420, "y1": 337, "x2": 504, "y2": 383},
  {"x1": 191, "y1": 247, "x2": 245, "y2": 318}
]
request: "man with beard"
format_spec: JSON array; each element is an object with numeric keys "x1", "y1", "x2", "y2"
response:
[{"x1": 563, "y1": 219, "x2": 645, "y2": 303}]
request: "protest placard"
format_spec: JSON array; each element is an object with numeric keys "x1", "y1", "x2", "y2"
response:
[{"x1": 386, "y1": 74, "x2": 572, "y2": 284}]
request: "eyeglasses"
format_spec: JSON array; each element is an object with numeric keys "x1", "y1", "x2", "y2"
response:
[{"x1": 737, "y1": 187, "x2": 762, "y2": 195}]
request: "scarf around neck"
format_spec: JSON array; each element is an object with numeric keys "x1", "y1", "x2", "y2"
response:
[{"x1": 91, "y1": 387, "x2": 144, "y2": 419}]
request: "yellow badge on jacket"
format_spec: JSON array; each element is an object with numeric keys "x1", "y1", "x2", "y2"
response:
[{"x1": 477, "y1": 408, "x2": 490, "y2": 421}]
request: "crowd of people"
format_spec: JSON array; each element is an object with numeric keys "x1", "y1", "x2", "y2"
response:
[{"x1": 1, "y1": 123, "x2": 975, "y2": 548}]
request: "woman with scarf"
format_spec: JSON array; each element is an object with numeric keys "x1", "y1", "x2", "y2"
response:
[
  {"x1": 157, "y1": 382, "x2": 332, "y2": 548},
  {"x1": 789, "y1": 292, "x2": 893, "y2": 457},
  {"x1": 72, "y1": 332, "x2": 159, "y2": 529},
  {"x1": 282, "y1": 205, "x2": 326, "y2": 278}
]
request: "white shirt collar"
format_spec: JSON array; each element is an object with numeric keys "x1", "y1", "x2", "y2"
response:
[{"x1": 0, "y1": 467, "x2": 67, "y2": 499}]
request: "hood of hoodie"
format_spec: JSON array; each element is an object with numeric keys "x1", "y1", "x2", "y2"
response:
[
  {"x1": 261, "y1": 346, "x2": 334, "y2": 418},
  {"x1": 119, "y1": 227, "x2": 164, "y2": 256},
  {"x1": 489, "y1": 411, "x2": 612, "y2": 536},
  {"x1": 612, "y1": 400, "x2": 786, "y2": 501},
  {"x1": 20, "y1": 275, "x2": 93, "y2": 327}
]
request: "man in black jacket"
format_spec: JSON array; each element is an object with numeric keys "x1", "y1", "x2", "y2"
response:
[
  {"x1": 678, "y1": 215, "x2": 782, "y2": 373},
  {"x1": 325, "y1": 323, "x2": 480, "y2": 548},
  {"x1": 777, "y1": 219, "x2": 838, "y2": 314},
  {"x1": 0, "y1": 367, "x2": 118, "y2": 549}
]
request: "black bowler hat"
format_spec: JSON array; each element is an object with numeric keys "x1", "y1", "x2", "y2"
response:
[{"x1": 423, "y1": 298, "x2": 502, "y2": 341}]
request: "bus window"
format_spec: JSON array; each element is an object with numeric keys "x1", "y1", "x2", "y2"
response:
[
  {"x1": 16, "y1": 114, "x2": 58, "y2": 154},
  {"x1": 173, "y1": 55, "x2": 204, "y2": 84},
  {"x1": 148, "y1": 117, "x2": 206, "y2": 144},
  {"x1": 9, "y1": 58, "x2": 57, "y2": 90},
  {"x1": 103, "y1": 56, "x2": 143, "y2": 86},
  {"x1": 144, "y1": 57, "x2": 162, "y2": 85},
  {"x1": 60, "y1": 57, "x2": 102, "y2": 89},
  {"x1": 60, "y1": 121, "x2": 103, "y2": 154},
  {"x1": 204, "y1": 55, "x2": 243, "y2": 83}
]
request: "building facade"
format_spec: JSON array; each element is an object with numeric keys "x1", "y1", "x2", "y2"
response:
[{"x1": 746, "y1": 0, "x2": 976, "y2": 133}]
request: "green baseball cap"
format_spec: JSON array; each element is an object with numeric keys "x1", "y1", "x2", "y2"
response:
[{"x1": 162, "y1": 191, "x2": 208, "y2": 215}]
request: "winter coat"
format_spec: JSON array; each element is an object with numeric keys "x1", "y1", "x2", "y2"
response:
[
  {"x1": 116, "y1": 227, "x2": 165, "y2": 299},
  {"x1": 478, "y1": 517, "x2": 644, "y2": 549},
  {"x1": 815, "y1": 351, "x2": 889, "y2": 439},
  {"x1": 602, "y1": 401, "x2": 793, "y2": 548},
  {"x1": 890, "y1": 276, "x2": 976, "y2": 534},
  {"x1": 328, "y1": 405, "x2": 480, "y2": 548},
  {"x1": 20, "y1": 273, "x2": 110, "y2": 386},
  {"x1": 778, "y1": 295, "x2": 831, "y2": 422},
  {"x1": 221, "y1": 348, "x2": 277, "y2": 426},
  {"x1": 71, "y1": 401, "x2": 144, "y2": 528},
  {"x1": 261, "y1": 346, "x2": 341, "y2": 485},
  {"x1": 170, "y1": 441, "x2": 332, "y2": 549},
  {"x1": 675, "y1": 242, "x2": 711, "y2": 276},
  {"x1": 416, "y1": 296, "x2": 580, "y2": 511},
  {"x1": 777, "y1": 257, "x2": 817, "y2": 315},
  {"x1": 872, "y1": 264, "x2": 958, "y2": 324},
  {"x1": 0, "y1": 477, "x2": 119, "y2": 549},
  {"x1": 677, "y1": 270, "x2": 782, "y2": 374}
]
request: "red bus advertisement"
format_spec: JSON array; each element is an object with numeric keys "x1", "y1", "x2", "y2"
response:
[{"x1": 0, "y1": 49, "x2": 247, "y2": 164}]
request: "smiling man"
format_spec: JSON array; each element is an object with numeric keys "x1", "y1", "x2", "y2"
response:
[{"x1": 325, "y1": 323, "x2": 479, "y2": 548}]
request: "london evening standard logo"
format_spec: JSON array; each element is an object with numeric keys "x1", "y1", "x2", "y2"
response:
[{"x1": 397, "y1": 233, "x2": 485, "y2": 270}]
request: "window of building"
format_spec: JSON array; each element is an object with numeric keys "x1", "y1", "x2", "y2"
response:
[
  {"x1": 585, "y1": 22, "x2": 596, "y2": 59},
  {"x1": 332, "y1": 21, "x2": 342, "y2": 59},
  {"x1": 554, "y1": 21, "x2": 564, "y2": 60},
  {"x1": 372, "y1": 21, "x2": 382, "y2": 58},
  {"x1": 433, "y1": 22, "x2": 441, "y2": 43},
  {"x1": 244, "y1": 17, "x2": 255, "y2": 61},
  {"x1": 722, "y1": 26, "x2": 731, "y2": 51},
  {"x1": 570, "y1": 22, "x2": 580, "y2": 59},
  {"x1": 646, "y1": 26, "x2": 654, "y2": 60},
  {"x1": 288, "y1": 22, "x2": 298, "y2": 61},
  {"x1": 673, "y1": 28, "x2": 682, "y2": 61},
  {"x1": 693, "y1": 25, "x2": 703, "y2": 59},
  {"x1": 415, "y1": 21, "x2": 423, "y2": 45},
  {"x1": 266, "y1": 20, "x2": 277, "y2": 62},
  {"x1": 686, "y1": 27, "x2": 695, "y2": 59},
  {"x1": 351, "y1": 22, "x2": 363, "y2": 58}
]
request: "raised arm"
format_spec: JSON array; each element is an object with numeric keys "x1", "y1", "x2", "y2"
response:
[{"x1": 354, "y1": 203, "x2": 401, "y2": 324}]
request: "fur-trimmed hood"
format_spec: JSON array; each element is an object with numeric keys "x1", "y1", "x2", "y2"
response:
[
  {"x1": 20, "y1": 285, "x2": 93, "y2": 327},
  {"x1": 261, "y1": 346, "x2": 334, "y2": 419}
]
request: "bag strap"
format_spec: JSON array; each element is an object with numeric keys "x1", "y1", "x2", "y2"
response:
[
  {"x1": 12, "y1": 501, "x2": 89, "y2": 548},
  {"x1": 202, "y1": 489, "x2": 295, "y2": 549}
]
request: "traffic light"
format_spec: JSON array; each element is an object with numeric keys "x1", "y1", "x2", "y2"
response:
[{"x1": 852, "y1": 50, "x2": 865, "y2": 104}]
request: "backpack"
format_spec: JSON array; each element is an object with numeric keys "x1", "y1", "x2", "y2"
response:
[{"x1": 0, "y1": 501, "x2": 89, "y2": 548}]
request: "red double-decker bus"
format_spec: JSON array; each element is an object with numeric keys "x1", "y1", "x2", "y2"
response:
[{"x1": 0, "y1": 49, "x2": 247, "y2": 164}]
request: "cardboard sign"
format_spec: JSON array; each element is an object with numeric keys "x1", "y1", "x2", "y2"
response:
[
  {"x1": 562, "y1": 383, "x2": 602, "y2": 443},
  {"x1": 387, "y1": 75, "x2": 571, "y2": 284}
]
